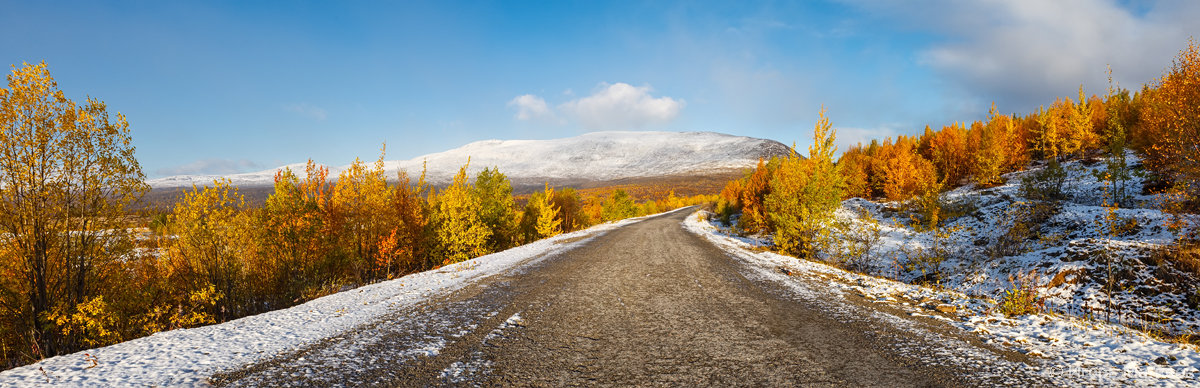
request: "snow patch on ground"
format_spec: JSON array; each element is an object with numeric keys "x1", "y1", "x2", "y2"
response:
[
  {"x1": 438, "y1": 311, "x2": 533, "y2": 384},
  {"x1": 502, "y1": 313, "x2": 525, "y2": 328},
  {"x1": 0, "y1": 217, "x2": 648, "y2": 387}
]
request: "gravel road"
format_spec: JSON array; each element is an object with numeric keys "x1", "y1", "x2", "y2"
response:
[{"x1": 215, "y1": 209, "x2": 1049, "y2": 387}]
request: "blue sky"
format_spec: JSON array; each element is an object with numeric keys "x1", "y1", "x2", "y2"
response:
[{"x1": 3, "y1": 0, "x2": 1198, "y2": 178}]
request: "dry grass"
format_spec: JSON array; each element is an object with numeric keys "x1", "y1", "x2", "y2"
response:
[
  {"x1": 1148, "y1": 243, "x2": 1200, "y2": 288},
  {"x1": 1168, "y1": 243, "x2": 1200, "y2": 277}
]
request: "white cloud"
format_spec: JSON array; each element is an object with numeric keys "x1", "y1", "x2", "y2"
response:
[
  {"x1": 156, "y1": 158, "x2": 262, "y2": 176},
  {"x1": 848, "y1": 0, "x2": 1200, "y2": 110},
  {"x1": 507, "y1": 94, "x2": 556, "y2": 121},
  {"x1": 558, "y1": 83, "x2": 685, "y2": 130},
  {"x1": 283, "y1": 103, "x2": 328, "y2": 120}
]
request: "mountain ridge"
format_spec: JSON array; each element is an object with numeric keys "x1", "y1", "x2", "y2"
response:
[{"x1": 148, "y1": 131, "x2": 790, "y2": 189}]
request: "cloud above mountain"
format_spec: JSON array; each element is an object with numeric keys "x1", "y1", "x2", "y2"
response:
[
  {"x1": 509, "y1": 82, "x2": 685, "y2": 130},
  {"x1": 508, "y1": 94, "x2": 556, "y2": 121},
  {"x1": 559, "y1": 83, "x2": 685, "y2": 130}
]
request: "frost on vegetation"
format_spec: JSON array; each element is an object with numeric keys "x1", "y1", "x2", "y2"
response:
[
  {"x1": 784, "y1": 154, "x2": 1198, "y2": 338},
  {"x1": 687, "y1": 153, "x2": 1200, "y2": 386}
]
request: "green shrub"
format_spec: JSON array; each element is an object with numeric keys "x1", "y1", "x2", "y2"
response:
[
  {"x1": 822, "y1": 208, "x2": 882, "y2": 272},
  {"x1": 1019, "y1": 158, "x2": 1068, "y2": 201},
  {"x1": 148, "y1": 213, "x2": 169, "y2": 232},
  {"x1": 714, "y1": 197, "x2": 737, "y2": 225},
  {"x1": 907, "y1": 177, "x2": 944, "y2": 231},
  {"x1": 601, "y1": 189, "x2": 637, "y2": 222},
  {"x1": 997, "y1": 271, "x2": 1045, "y2": 316},
  {"x1": 998, "y1": 288, "x2": 1045, "y2": 316}
]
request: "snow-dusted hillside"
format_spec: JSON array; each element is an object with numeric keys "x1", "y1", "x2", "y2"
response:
[
  {"x1": 699, "y1": 152, "x2": 1200, "y2": 384},
  {"x1": 148, "y1": 131, "x2": 790, "y2": 188},
  {"x1": 712, "y1": 152, "x2": 1200, "y2": 334},
  {"x1": 826, "y1": 153, "x2": 1200, "y2": 336}
]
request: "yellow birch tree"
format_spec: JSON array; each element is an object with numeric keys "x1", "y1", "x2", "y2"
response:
[
  {"x1": 432, "y1": 160, "x2": 490, "y2": 265},
  {"x1": 0, "y1": 62, "x2": 147, "y2": 357}
]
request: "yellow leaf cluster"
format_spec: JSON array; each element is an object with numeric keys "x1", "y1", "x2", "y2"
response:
[
  {"x1": 534, "y1": 183, "x2": 562, "y2": 238},
  {"x1": 432, "y1": 161, "x2": 491, "y2": 265}
]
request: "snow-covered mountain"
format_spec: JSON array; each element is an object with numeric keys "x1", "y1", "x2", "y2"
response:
[{"x1": 148, "y1": 131, "x2": 790, "y2": 188}]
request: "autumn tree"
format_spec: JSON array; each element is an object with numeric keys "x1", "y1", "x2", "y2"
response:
[
  {"x1": 881, "y1": 136, "x2": 934, "y2": 201},
  {"x1": 391, "y1": 164, "x2": 431, "y2": 273},
  {"x1": 974, "y1": 104, "x2": 1012, "y2": 187},
  {"x1": 1035, "y1": 90, "x2": 1097, "y2": 161},
  {"x1": 517, "y1": 186, "x2": 556, "y2": 243},
  {"x1": 551, "y1": 187, "x2": 587, "y2": 232},
  {"x1": 734, "y1": 158, "x2": 777, "y2": 234},
  {"x1": 258, "y1": 161, "x2": 334, "y2": 302},
  {"x1": 472, "y1": 167, "x2": 517, "y2": 252},
  {"x1": 517, "y1": 193, "x2": 542, "y2": 243},
  {"x1": 1064, "y1": 86, "x2": 1099, "y2": 158},
  {"x1": 836, "y1": 145, "x2": 873, "y2": 199},
  {"x1": 864, "y1": 139, "x2": 888, "y2": 196},
  {"x1": 332, "y1": 149, "x2": 394, "y2": 281},
  {"x1": 535, "y1": 183, "x2": 562, "y2": 238},
  {"x1": 923, "y1": 122, "x2": 970, "y2": 185},
  {"x1": 601, "y1": 189, "x2": 637, "y2": 222},
  {"x1": 1002, "y1": 113, "x2": 1032, "y2": 174},
  {"x1": 1140, "y1": 38, "x2": 1200, "y2": 202},
  {"x1": 164, "y1": 180, "x2": 251, "y2": 322},
  {"x1": 432, "y1": 161, "x2": 490, "y2": 265},
  {"x1": 0, "y1": 62, "x2": 147, "y2": 357},
  {"x1": 1033, "y1": 105, "x2": 1061, "y2": 160},
  {"x1": 765, "y1": 107, "x2": 845, "y2": 257}
]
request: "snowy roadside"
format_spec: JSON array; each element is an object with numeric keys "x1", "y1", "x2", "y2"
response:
[
  {"x1": 0, "y1": 214, "x2": 659, "y2": 387},
  {"x1": 684, "y1": 210, "x2": 1200, "y2": 386},
  {"x1": 840, "y1": 154, "x2": 1200, "y2": 337}
]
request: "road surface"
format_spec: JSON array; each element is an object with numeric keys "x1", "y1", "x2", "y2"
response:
[{"x1": 214, "y1": 209, "x2": 1048, "y2": 387}]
